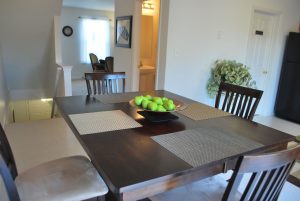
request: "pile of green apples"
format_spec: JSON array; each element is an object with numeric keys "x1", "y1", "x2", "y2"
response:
[{"x1": 134, "y1": 95, "x2": 176, "y2": 112}]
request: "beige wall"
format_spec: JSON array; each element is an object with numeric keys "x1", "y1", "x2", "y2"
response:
[
  {"x1": 0, "y1": 0, "x2": 62, "y2": 99},
  {"x1": 0, "y1": 45, "x2": 9, "y2": 125},
  {"x1": 163, "y1": 0, "x2": 300, "y2": 115}
]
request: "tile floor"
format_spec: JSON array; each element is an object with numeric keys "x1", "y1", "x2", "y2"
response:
[{"x1": 3, "y1": 115, "x2": 300, "y2": 200}]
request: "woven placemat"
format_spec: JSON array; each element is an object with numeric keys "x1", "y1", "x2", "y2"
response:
[
  {"x1": 177, "y1": 103, "x2": 231, "y2": 121},
  {"x1": 151, "y1": 128, "x2": 263, "y2": 167},
  {"x1": 95, "y1": 94, "x2": 136, "y2": 104},
  {"x1": 69, "y1": 110, "x2": 142, "y2": 135}
]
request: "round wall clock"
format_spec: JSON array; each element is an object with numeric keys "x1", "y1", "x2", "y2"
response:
[{"x1": 62, "y1": 26, "x2": 73, "y2": 37}]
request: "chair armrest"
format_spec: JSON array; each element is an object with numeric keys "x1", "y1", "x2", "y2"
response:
[{"x1": 92, "y1": 63, "x2": 105, "y2": 71}]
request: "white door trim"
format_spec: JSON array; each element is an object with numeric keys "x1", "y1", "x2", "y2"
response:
[
  {"x1": 245, "y1": 6, "x2": 281, "y2": 115},
  {"x1": 132, "y1": 0, "x2": 168, "y2": 91}
]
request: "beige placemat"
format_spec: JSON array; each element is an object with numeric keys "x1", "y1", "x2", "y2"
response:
[
  {"x1": 152, "y1": 128, "x2": 263, "y2": 167},
  {"x1": 95, "y1": 94, "x2": 136, "y2": 104},
  {"x1": 69, "y1": 110, "x2": 142, "y2": 135},
  {"x1": 177, "y1": 103, "x2": 231, "y2": 121}
]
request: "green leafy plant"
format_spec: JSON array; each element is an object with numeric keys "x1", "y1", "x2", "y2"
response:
[{"x1": 207, "y1": 59, "x2": 256, "y2": 98}]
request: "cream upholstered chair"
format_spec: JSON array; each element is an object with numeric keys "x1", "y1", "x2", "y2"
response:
[
  {"x1": 0, "y1": 124, "x2": 108, "y2": 201},
  {"x1": 89, "y1": 53, "x2": 106, "y2": 71}
]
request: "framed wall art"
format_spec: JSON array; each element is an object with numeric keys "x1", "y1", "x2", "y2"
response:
[{"x1": 115, "y1": 16, "x2": 133, "y2": 48}]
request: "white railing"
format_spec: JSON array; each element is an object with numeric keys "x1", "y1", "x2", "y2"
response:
[
  {"x1": 56, "y1": 65, "x2": 73, "y2": 97},
  {"x1": 51, "y1": 65, "x2": 72, "y2": 118},
  {"x1": 47, "y1": 16, "x2": 73, "y2": 98}
]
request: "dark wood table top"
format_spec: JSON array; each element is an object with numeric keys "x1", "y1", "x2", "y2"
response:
[{"x1": 54, "y1": 90, "x2": 294, "y2": 201}]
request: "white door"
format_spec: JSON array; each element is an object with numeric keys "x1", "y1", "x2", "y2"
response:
[{"x1": 246, "y1": 10, "x2": 279, "y2": 115}]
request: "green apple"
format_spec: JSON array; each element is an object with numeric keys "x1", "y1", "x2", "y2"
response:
[
  {"x1": 163, "y1": 102, "x2": 169, "y2": 110},
  {"x1": 163, "y1": 102, "x2": 175, "y2": 111},
  {"x1": 167, "y1": 103, "x2": 175, "y2": 111},
  {"x1": 167, "y1": 99, "x2": 174, "y2": 104},
  {"x1": 153, "y1": 97, "x2": 163, "y2": 105},
  {"x1": 142, "y1": 99, "x2": 150, "y2": 109},
  {"x1": 162, "y1": 97, "x2": 168, "y2": 102},
  {"x1": 134, "y1": 96, "x2": 143, "y2": 106},
  {"x1": 157, "y1": 105, "x2": 167, "y2": 112},
  {"x1": 145, "y1": 94, "x2": 152, "y2": 101},
  {"x1": 147, "y1": 102, "x2": 158, "y2": 111}
]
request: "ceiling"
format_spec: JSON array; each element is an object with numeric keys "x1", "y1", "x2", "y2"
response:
[{"x1": 63, "y1": 0, "x2": 115, "y2": 11}]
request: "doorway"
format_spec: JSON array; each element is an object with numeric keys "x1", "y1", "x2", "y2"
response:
[
  {"x1": 246, "y1": 9, "x2": 280, "y2": 115},
  {"x1": 138, "y1": 0, "x2": 160, "y2": 92}
]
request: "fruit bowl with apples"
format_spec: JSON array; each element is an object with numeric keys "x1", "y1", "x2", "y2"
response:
[{"x1": 129, "y1": 95, "x2": 184, "y2": 113}]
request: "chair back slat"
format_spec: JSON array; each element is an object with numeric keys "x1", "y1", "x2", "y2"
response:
[
  {"x1": 249, "y1": 170, "x2": 270, "y2": 200},
  {"x1": 0, "y1": 124, "x2": 17, "y2": 179},
  {"x1": 240, "y1": 172, "x2": 260, "y2": 200},
  {"x1": 215, "y1": 82, "x2": 263, "y2": 120},
  {"x1": 239, "y1": 95, "x2": 249, "y2": 118},
  {"x1": 123, "y1": 79, "x2": 126, "y2": 93},
  {"x1": 234, "y1": 94, "x2": 242, "y2": 116},
  {"x1": 222, "y1": 91, "x2": 230, "y2": 111},
  {"x1": 222, "y1": 145, "x2": 300, "y2": 201},
  {"x1": 260, "y1": 168, "x2": 280, "y2": 200},
  {"x1": 269, "y1": 162, "x2": 295, "y2": 200},
  {"x1": 0, "y1": 155, "x2": 20, "y2": 201},
  {"x1": 226, "y1": 92, "x2": 234, "y2": 112},
  {"x1": 244, "y1": 97, "x2": 253, "y2": 118},
  {"x1": 97, "y1": 80, "x2": 101, "y2": 94},
  {"x1": 231, "y1": 93, "x2": 239, "y2": 114},
  {"x1": 85, "y1": 72, "x2": 126, "y2": 95}
]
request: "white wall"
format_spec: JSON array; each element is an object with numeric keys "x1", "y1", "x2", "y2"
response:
[
  {"x1": 156, "y1": 0, "x2": 170, "y2": 89},
  {"x1": 0, "y1": 45, "x2": 9, "y2": 125},
  {"x1": 0, "y1": 0, "x2": 62, "y2": 100},
  {"x1": 163, "y1": 0, "x2": 300, "y2": 115},
  {"x1": 61, "y1": 7, "x2": 115, "y2": 79},
  {"x1": 114, "y1": 0, "x2": 141, "y2": 92}
]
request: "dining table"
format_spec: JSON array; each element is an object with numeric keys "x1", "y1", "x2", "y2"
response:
[{"x1": 54, "y1": 90, "x2": 295, "y2": 201}]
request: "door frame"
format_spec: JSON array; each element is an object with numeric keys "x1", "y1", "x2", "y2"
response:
[
  {"x1": 245, "y1": 6, "x2": 281, "y2": 115},
  {"x1": 132, "y1": 0, "x2": 169, "y2": 91}
]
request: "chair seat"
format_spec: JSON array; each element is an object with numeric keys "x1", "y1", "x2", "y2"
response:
[
  {"x1": 150, "y1": 175, "x2": 241, "y2": 201},
  {"x1": 15, "y1": 156, "x2": 108, "y2": 201}
]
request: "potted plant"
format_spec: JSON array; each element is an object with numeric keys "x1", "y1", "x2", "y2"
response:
[{"x1": 207, "y1": 59, "x2": 256, "y2": 98}]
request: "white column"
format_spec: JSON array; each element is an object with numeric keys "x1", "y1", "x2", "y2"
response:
[{"x1": 60, "y1": 66, "x2": 73, "y2": 97}]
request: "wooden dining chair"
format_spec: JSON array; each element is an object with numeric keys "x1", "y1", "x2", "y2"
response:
[
  {"x1": 215, "y1": 82, "x2": 263, "y2": 120},
  {"x1": 0, "y1": 123, "x2": 108, "y2": 201},
  {"x1": 150, "y1": 144, "x2": 300, "y2": 201},
  {"x1": 85, "y1": 72, "x2": 126, "y2": 95}
]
